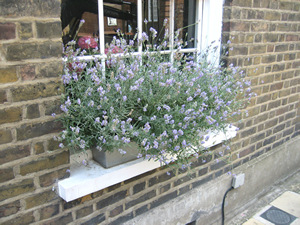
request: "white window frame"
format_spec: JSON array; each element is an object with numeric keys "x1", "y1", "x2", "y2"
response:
[
  {"x1": 76, "y1": 0, "x2": 224, "y2": 62},
  {"x1": 58, "y1": 0, "x2": 225, "y2": 202}
]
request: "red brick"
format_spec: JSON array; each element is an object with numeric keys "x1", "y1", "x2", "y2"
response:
[
  {"x1": 40, "y1": 204, "x2": 60, "y2": 220},
  {"x1": 20, "y1": 64, "x2": 36, "y2": 81},
  {"x1": 0, "y1": 23, "x2": 16, "y2": 40},
  {"x1": 0, "y1": 201, "x2": 21, "y2": 217},
  {"x1": 286, "y1": 34, "x2": 299, "y2": 42}
]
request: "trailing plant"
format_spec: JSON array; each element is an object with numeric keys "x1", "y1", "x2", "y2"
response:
[{"x1": 57, "y1": 24, "x2": 254, "y2": 169}]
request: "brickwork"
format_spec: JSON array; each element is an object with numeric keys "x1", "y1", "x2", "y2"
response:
[
  {"x1": 0, "y1": 1, "x2": 70, "y2": 224},
  {"x1": 0, "y1": 0, "x2": 299, "y2": 224},
  {"x1": 222, "y1": 0, "x2": 300, "y2": 165}
]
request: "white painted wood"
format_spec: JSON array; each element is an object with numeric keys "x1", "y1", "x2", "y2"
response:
[
  {"x1": 98, "y1": 0, "x2": 105, "y2": 55},
  {"x1": 169, "y1": 0, "x2": 175, "y2": 62},
  {"x1": 97, "y1": 0, "x2": 106, "y2": 75},
  {"x1": 138, "y1": 0, "x2": 143, "y2": 53},
  {"x1": 196, "y1": 0, "x2": 204, "y2": 51},
  {"x1": 58, "y1": 125, "x2": 237, "y2": 202},
  {"x1": 201, "y1": 0, "x2": 224, "y2": 64},
  {"x1": 58, "y1": 157, "x2": 162, "y2": 202}
]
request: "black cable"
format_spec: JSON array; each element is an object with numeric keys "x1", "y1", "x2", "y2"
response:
[{"x1": 221, "y1": 186, "x2": 234, "y2": 225}]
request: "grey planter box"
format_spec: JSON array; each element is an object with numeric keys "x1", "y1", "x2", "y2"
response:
[{"x1": 92, "y1": 143, "x2": 140, "y2": 168}]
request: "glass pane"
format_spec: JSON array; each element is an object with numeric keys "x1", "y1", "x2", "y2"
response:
[
  {"x1": 61, "y1": 0, "x2": 138, "y2": 51},
  {"x1": 103, "y1": 0, "x2": 137, "y2": 47},
  {"x1": 174, "y1": 0, "x2": 196, "y2": 48},
  {"x1": 61, "y1": 0, "x2": 99, "y2": 48},
  {"x1": 143, "y1": 0, "x2": 171, "y2": 47}
]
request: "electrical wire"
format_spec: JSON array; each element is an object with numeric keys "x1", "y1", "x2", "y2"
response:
[{"x1": 221, "y1": 186, "x2": 234, "y2": 225}]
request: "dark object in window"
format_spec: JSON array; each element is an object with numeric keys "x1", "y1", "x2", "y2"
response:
[{"x1": 61, "y1": 0, "x2": 137, "y2": 45}]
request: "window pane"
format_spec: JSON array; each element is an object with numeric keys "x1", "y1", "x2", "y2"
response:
[
  {"x1": 174, "y1": 0, "x2": 196, "y2": 48},
  {"x1": 104, "y1": 0, "x2": 137, "y2": 47},
  {"x1": 61, "y1": 0, "x2": 138, "y2": 51},
  {"x1": 142, "y1": 0, "x2": 171, "y2": 48},
  {"x1": 61, "y1": 0, "x2": 99, "y2": 47}
]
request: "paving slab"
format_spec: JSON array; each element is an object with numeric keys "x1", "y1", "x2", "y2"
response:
[
  {"x1": 228, "y1": 170, "x2": 300, "y2": 225},
  {"x1": 242, "y1": 191, "x2": 300, "y2": 225}
]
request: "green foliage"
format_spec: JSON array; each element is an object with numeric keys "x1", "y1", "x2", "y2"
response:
[{"x1": 57, "y1": 27, "x2": 254, "y2": 168}]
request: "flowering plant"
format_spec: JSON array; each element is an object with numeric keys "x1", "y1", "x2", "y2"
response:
[
  {"x1": 78, "y1": 36, "x2": 98, "y2": 49},
  {"x1": 58, "y1": 26, "x2": 253, "y2": 168}
]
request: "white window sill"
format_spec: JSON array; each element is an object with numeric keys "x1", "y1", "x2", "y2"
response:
[{"x1": 58, "y1": 125, "x2": 237, "y2": 202}]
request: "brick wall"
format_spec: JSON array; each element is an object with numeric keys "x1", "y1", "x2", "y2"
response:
[
  {"x1": 0, "y1": 1, "x2": 70, "y2": 224},
  {"x1": 222, "y1": 0, "x2": 300, "y2": 164},
  {"x1": 0, "y1": 0, "x2": 299, "y2": 224}
]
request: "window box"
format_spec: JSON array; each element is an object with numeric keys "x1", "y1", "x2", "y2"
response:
[
  {"x1": 58, "y1": 125, "x2": 237, "y2": 202},
  {"x1": 92, "y1": 142, "x2": 140, "y2": 168}
]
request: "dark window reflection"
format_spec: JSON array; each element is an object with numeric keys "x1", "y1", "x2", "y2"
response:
[
  {"x1": 61, "y1": 0, "x2": 196, "y2": 50},
  {"x1": 61, "y1": 0, "x2": 137, "y2": 47}
]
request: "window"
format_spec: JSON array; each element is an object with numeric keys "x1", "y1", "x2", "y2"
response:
[
  {"x1": 58, "y1": 0, "x2": 226, "y2": 202},
  {"x1": 61, "y1": 0, "x2": 224, "y2": 61}
]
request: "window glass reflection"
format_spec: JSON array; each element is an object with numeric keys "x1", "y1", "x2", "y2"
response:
[
  {"x1": 61, "y1": 0, "x2": 137, "y2": 50},
  {"x1": 61, "y1": 0, "x2": 196, "y2": 51},
  {"x1": 174, "y1": 0, "x2": 196, "y2": 48}
]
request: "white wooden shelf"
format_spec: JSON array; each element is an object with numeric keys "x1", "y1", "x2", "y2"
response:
[{"x1": 58, "y1": 125, "x2": 237, "y2": 202}]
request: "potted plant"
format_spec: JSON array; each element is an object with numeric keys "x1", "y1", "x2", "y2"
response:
[{"x1": 57, "y1": 24, "x2": 253, "y2": 169}]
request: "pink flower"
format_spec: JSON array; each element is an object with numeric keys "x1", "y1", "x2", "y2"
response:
[
  {"x1": 105, "y1": 46, "x2": 123, "y2": 54},
  {"x1": 78, "y1": 36, "x2": 98, "y2": 49}
]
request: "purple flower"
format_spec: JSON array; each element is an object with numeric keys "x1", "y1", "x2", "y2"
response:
[
  {"x1": 115, "y1": 83, "x2": 121, "y2": 92},
  {"x1": 75, "y1": 127, "x2": 80, "y2": 134},
  {"x1": 141, "y1": 32, "x2": 149, "y2": 42},
  {"x1": 79, "y1": 139, "x2": 86, "y2": 149},
  {"x1": 163, "y1": 105, "x2": 170, "y2": 112},
  {"x1": 123, "y1": 96, "x2": 127, "y2": 101},
  {"x1": 118, "y1": 149, "x2": 126, "y2": 155},
  {"x1": 60, "y1": 105, "x2": 68, "y2": 113},
  {"x1": 88, "y1": 100, "x2": 94, "y2": 107},
  {"x1": 122, "y1": 137, "x2": 130, "y2": 143},
  {"x1": 149, "y1": 27, "x2": 157, "y2": 38},
  {"x1": 144, "y1": 122, "x2": 151, "y2": 132}
]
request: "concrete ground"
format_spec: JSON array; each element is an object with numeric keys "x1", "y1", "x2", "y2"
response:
[{"x1": 227, "y1": 169, "x2": 300, "y2": 225}]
